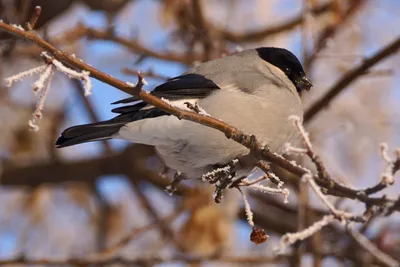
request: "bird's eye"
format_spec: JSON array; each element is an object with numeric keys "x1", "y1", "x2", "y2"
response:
[{"x1": 285, "y1": 67, "x2": 291, "y2": 74}]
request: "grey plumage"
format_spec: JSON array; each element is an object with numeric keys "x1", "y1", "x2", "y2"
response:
[{"x1": 56, "y1": 47, "x2": 312, "y2": 179}]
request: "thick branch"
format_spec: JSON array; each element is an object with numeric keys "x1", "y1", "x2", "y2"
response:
[{"x1": 0, "y1": 145, "x2": 170, "y2": 188}]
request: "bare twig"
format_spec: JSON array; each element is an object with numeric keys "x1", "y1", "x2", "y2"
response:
[{"x1": 26, "y1": 6, "x2": 42, "y2": 31}]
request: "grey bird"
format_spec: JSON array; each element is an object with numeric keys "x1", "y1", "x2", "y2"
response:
[{"x1": 56, "y1": 47, "x2": 312, "y2": 179}]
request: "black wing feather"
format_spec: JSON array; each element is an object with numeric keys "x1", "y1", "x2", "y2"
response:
[
  {"x1": 152, "y1": 73, "x2": 219, "y2": 100},
  {"x1": 112, "y1": 73, "x2": 220, "y2": 104},
  {"x1": 111, "y1": 101, "x2": 147, "y2": 114}
]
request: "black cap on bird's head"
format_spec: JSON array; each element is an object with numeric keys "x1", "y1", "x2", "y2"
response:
[{"x1": 256, "y1": 47, "x2": 312, "y2": 93}]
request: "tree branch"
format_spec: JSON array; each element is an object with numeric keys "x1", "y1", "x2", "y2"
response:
[
  {"x1": 55, "y1": 23, "x2": 203, "y2": 64},
  {"x1": 304, "y1": 37, "x2": 400, "y2": 123},
  {"x1": 218, "y1": 1, "x2": 334, "y2": 43}
]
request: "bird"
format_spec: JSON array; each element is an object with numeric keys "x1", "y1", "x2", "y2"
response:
[{"x1": 56, "y1": 47, "x2": 312, "y2": 179}]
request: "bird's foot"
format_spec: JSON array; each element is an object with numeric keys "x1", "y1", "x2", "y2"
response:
[
  {"x1": 165, "y1": 171, "x2": 188, "y2": 196},
  {"x1": 201, "y1": 159, "x2": 242, "y2": 203}
]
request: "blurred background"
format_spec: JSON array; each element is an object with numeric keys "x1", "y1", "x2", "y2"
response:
[{"x1": 0, "y1": 0, "x2": 399, "y2": 266}]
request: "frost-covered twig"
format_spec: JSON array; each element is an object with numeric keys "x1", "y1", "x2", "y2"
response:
[
  {"x1": 239, "y1": 175, "x2": 268, "y2": 186},
  {"x1": 380, "y1": 143, "x2": 395, "y2": 185},
  {"x1": 283, "y1": 142, "x2": 308, "y2": 155},
  {"x1": 289, "y1": 115, "x2": 328, "y2": 180},
  {"x1": 247, "y1": 183, "x2": 290, "y2": 204},
  {"x1": 302, "y1": 174, "x2": 352, "y2": 220},
  {"x1": 4, "y1": 62, "x2": 55, "y2": 131},
  {"x1": 43, "y1": 53, "x2": 93, "y2": 96},
  {"x1": 289, "y1": 115, "x2": 313, "y2": 152},
  {"x1": 275, "y1": 215, "x2": 334, "y2": 254},
  {"x1": 30, "y1": 65, "x2": 54, "y2": 130},
  {"x1": 256, "y1": 160, "x2": 285, "y2": 188},
  {"x1": 239, "y1": 188, "x2": 254, "y2": 227},
  {"x1": 238, "y1": 187, "x2": 269, "y2": 245},
  {"x1": 32, "y1": 64, "x2": 53, "y2": 94},
  {"x1": 4, "y1": 64, "x2": 47, "y2": 87},
  {"x1": 365, "y1": 144, "x2": 399, "y2": 196},
  {"x1": 5, "y1": 53, "x2": 94, "y2": 131}
]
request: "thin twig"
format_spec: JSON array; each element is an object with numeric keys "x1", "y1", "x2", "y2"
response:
[{"x1": 26, "y1": 6, "x2": 42, "y2": 31}]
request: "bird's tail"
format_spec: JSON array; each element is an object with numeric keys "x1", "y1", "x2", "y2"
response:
[{"x1": 55, "y1": 121, "x2": 124, "y2": 148}]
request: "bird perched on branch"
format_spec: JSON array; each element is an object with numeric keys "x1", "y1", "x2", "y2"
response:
[{"x1": 56, "y1": 47, "x2": 312, "y2": 179}]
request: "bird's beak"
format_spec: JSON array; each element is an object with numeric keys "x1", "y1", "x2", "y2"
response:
[{"x1": 296, "y1": 76, "x2": 313, "y2": 91}]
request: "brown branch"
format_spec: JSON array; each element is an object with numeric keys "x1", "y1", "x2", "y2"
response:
[
  {"x1": 54, "y1": 23, "x2": 202, "y2": 64},
  {"x1": 0, "y1": 21, "x2": 398, "y2": 213},
  {"x1": 0, "y1": 145, "x2": 169, "y2": 188},
  {"x1": 304, "y1": 0, "x2": 365, "y2": 71},
  {"x1": 26, "y1": 6, "x2": 42, "y2": 31},
  {"x1": 191, "y1": 0, "x2": 214, "y2": 60},
  {"x1": 304, "y1": 36, "x2": 400, "y2": 123},
  {"x1": 218, "y1": 1, "x2": 334, "y2": 43}
]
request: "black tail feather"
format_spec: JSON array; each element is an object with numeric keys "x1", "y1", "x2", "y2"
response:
[{"x1": 55, "y1": 122, "x2": 124, "y2": 148}]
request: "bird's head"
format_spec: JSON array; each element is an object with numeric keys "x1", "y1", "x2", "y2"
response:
[{"x1": 256, "y1": 47, "x2": 312, "y2": 93}]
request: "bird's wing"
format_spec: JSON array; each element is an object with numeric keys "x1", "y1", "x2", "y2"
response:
[{"x1": 112, "y1": 73, "x2": 220, "y2": 106}]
